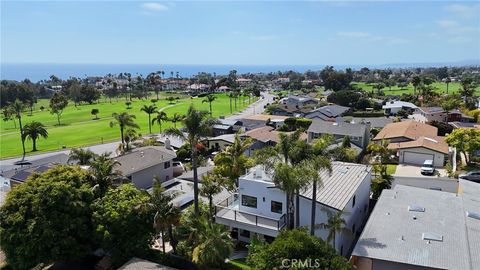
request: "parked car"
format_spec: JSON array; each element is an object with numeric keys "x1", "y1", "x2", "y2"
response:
[
  {"x1": 459, "y1": 171, "x2": 480, "y2": 183},
  {"x1": 420, "y1": 160, "x2": 435, "y2": 175}
]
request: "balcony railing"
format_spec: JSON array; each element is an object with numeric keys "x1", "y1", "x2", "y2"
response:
[{"x1": 215, "y1": 193, "x2": 287, "y2": 231}]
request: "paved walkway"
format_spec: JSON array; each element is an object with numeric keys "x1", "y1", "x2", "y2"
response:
[{"x1": 0, "y1": 92, "x2": 274, "y2": 172}]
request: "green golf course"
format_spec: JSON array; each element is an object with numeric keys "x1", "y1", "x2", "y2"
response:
[
  {"x1": 0, "y1": 93, "x2": 258, "y2": 159},
  {"x1": 352, "y1": 81, "x2": 480, "y2": 95}
]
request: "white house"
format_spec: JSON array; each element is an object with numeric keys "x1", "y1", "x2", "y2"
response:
[
  {"x1": 382, "y1": 101, "x2": 417, "y2": 116},
  {"x1": 215, "y1": 162, "x2": 371, "y2": 256}
]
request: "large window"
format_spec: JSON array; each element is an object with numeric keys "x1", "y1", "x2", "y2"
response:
[
  {"x1": 271, "y1": 200, "x2": 283, "y2": 214},
  {"x1": 241, "y1": 195, "x2": 257, "y2": 208}
]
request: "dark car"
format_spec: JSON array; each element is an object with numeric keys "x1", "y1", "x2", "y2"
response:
[{"x1": 459, "y1": 171, "x2": 480, "y2": 183}]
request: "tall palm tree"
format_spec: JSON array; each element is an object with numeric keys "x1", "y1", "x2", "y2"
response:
[
  {"x1": 228, "y1": 93, "x2": 233, "y2": 113},
  {"x1": 11, "y1": 99, "x2": 26, "y2": 160},
  {"x1": 110, "y1": 112, "x2": 139, "y2": 150},
  {"x1": 163, "y1": 105, "x2": 219, "y2": 215},
  {"x1": 89, "y1": 152, "x2": 126, "y2": 196},
  {"x1": 302, "y1": 157, "x2": 332, "y2": 236},
  {"x1": 150, "y1": 177, "x2": 181, "y2": 254},
  {"x1": 202, "y1": 94, "x2": 217, "y2": 116},
  {"x1": 124, "y1": 128, "x2": 138, "y2": 151},
  {"x1": 192, "y1": 217, "x2": 233, "y2": 268},
  {"x1": 445, "y1": 77, "x2": 451, "y2": 94},
  {"x1": 317, "y1": 210, "x2": 349, "y2": 252},
  {"x1": 272, "y1": 163, "x2": 300, "y2": 229},
  {"x1": 411, "y1": 75, "x2": 422, "y2": 96},
  {"x1": 152, "y1": 111, "x2": 168, "y2": 133},
  {"x1": 22, "y1": 121, "x2": 48, "y2": 152},
  {"x1": 68, "y1": 148, "x2": 97, "y2": 165},
  {"x1": 169, "y1": 112, "x2": 184, "y2": 129},
  {"x1": 200, "y1": 173, "x2": 223, "y2": 221},
  {"x1": 213, "y1": 132, "x2": 253, "y2": 187},
  {"x1": 141, "y1": 104, "x2": 157, "y2": 134}
]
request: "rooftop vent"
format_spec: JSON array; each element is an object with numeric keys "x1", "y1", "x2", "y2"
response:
[
  {"x1": 466, "y1": 211, "x2": 480, "y2": 220},
  {"x1": 422, "y1": 232, "x2": 443, "y2": 242},
  {"x1": 408, "y1": 205, "x2": 425, "y2": 212}
]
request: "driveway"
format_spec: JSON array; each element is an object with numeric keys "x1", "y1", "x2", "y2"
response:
[{"x1": 393, "y1": 164, "x2": 447, "y2": 178}]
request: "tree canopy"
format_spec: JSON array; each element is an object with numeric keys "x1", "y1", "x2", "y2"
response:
[
  {"x1": 0, "y1": 166, "x2": 95, "y2": 269},
  {"x1": 246, "y1": 228, "x2": 350, "y2": 270}
]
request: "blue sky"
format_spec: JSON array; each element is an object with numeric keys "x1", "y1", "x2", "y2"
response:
[{"x1": 1, "y1": 1, "x2": 479, "y2": 65}]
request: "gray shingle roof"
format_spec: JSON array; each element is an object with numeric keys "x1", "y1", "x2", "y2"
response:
[
  {"x1": 114, "y1": 146, "x2": 176, "y2": 176},
  {"x1": 352, "y1": 183, "x2": 480, "y2": 270},
  {"x1": 118, "y1": 257, "x2": 178, "y2": 270},
  {"x1": 304, "y1": 105, "x2": 350, "y2": 119},
  {"x1": 307, "y1": 119, "x2": 366, "y2": 138},
  {"x1": 301, "y1": 162, "x2": 370, "y2": 210}
]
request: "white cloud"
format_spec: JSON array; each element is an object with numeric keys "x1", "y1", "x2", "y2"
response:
[
  {"x1": 250, "y1": 35, "x2": 278, "y2": 41},
  {"x1": 436, "y1": 19, "x2": 459, "y2": 28},
  {"x1": 141, "y1": 2, "x2": 168, "y2": 12},
  {"x1": 443, "y1": 4, "x2": 479, "y2": 18},
  {"x1": 337, "y1": 31, "x2": 370, "y2": 38}
]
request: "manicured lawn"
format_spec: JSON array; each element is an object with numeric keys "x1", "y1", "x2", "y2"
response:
[
  {"x1": 386, "y1": 164, "x2": 398, "y2": 175},
  {"x1": 0, "y1": 93, "x2": 257, "y2": 158},
  {"x1": 227, "y1": 258, "x2": 251, "y2": 270},
  {"x1": 352, "y1": 82, "x2": 480, "y2": 95}
]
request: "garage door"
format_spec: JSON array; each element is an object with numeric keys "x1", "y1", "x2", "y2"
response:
[{"x1": 402, "y1": 151, "x2": 434, "y2": 165}]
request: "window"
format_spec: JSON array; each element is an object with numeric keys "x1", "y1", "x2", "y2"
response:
[
  {"x1": 271, "y1": 201, "x2": 283, "y2": 214},
  {"x1": 352, "y1": 195, "x2": 356, "y2": 207},
  {"x1": 241, "y1": 195, "x2": 257, "y2": 208},
  {"x1": 240, "y1": 229, "x2": 250, "y2": 238},
  {"x1": 164, "y1": 161, "x2": 171, "y2": 169}
]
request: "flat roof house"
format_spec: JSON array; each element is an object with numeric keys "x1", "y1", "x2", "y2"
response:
[
  {"x1": 351, "y1": 181, "x2": 480, "y2": 270},
  {"x1": 307, "y1": 119, "x2": 371, "y2": 150},
  {"x1": 382, "y1": 101, "x2": 417, "y2": 116},
  {"x1": 114, "y1": 146, "x2": 176, "y2": 190},
  {"x1": 215, "y1": 162, "x2": 372, "y2": 256}
]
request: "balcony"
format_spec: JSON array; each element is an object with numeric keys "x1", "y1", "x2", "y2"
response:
[{"x1": 214, "y1": 194, "x2": 287, "y2": 235}]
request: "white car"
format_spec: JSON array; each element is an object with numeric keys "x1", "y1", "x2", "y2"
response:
[{"x1": 420, "y1": 160, "x2": 435, "y2": 175}]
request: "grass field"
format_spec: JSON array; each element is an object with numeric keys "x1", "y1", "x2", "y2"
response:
[
  {"x1": 0, "y1": 93, "x2": 258, "y2": 159},
  {"x1": 352, "y1": 81, "x2": 480, "y2": 95}
]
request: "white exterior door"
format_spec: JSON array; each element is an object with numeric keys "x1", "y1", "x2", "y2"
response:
[{"x1": 402, "y1": 151, "x2": 434, "y2": 165}]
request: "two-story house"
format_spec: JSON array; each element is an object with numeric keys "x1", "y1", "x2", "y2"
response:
[
  {"x1": 307, "y1": 119, "x2": 371, "y2": 150},
  {"x1": 114, "y1": 146, "x2": 177, "y2": 189},
  {"x1": 215, "y1": 162, "x2": 372, "y2": 256}
]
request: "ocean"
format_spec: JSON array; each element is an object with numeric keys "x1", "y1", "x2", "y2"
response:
[{"x1": 0, "y1": 63, "x2": 336, "y2": 82}]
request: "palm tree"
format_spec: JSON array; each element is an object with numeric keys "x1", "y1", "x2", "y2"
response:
[
  {"x1": 124, "y1": 128, "x2": 138, "y2": 151},
  {"x1": 150, "y1": 178, "x2": 181, "y2": 254},
  {"x1": 445, "y1": 77, "x2": 451, "y2": 94},
  {"x1": 141, "y1": 104, "x2": 157, "y2": 134},
  {"x1": 110, "y1": 112, "x2": 139, "y2": 150},
  {"x1": 22, "y1": 121, "x2": 48, "y2": 152},
  {"x1": 213, "y1": 132, "x2": 253, "y2": 187},
  {"x1": 169, "y1": 112, "x2": 184, "y2": 128},
  {"x1": 68, "y1": 148, "x2": 97, "y2": 165},
  {"x1": 317, "y1": 210, "x2": 350, "y2": 252},
  {"x1": 228, "y1": 93, "x2": 233, "y2": 113},
  {"x1": 152, "y1": 111, "x2": 168, "y2": 133},
  {"x1": 163, "y1": 105, "x2": 219, "y2": 215},
  {"x1": 301, "y1": 157, "x2": 332, "y2": 236},
  {"x1": 11, "y1": 99, "x2": 26, "y2": 160},
  {"x1": 200, "y1": 173, "x2": 223, "y2": 221},
  {"x1": 202, "y1": 94, "x2": 217, "y2": 116},
  {"x1": 192, "y1": 217, "x2": 233, "y2": 268},
  {"x1": 89, "y1": 152, "x2": 127, "y2": 196},
  {"x1": 272, "y1": 162, "x2": 300, "y2": 229}
]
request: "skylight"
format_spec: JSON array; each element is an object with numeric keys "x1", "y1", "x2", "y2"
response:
[
  {"x1": 408, "y1": 205, "x2": 425, "y2": 212},
  {"x1": 466, "y1": 211, "x2": 480, "y2": 220},
  {"x1": 422, "y1": 232, "x2": 443, "y2": 242}
]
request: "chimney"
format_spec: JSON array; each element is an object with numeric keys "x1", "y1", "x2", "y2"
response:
[{"x1": 165, "y1": 138, "x2": 171, "y2": 150}]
